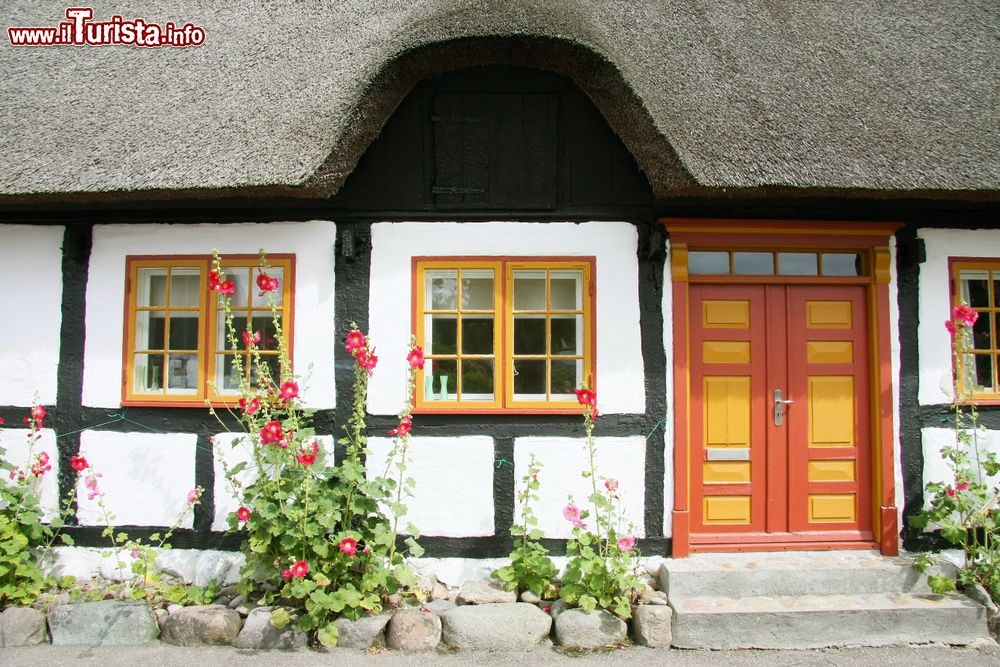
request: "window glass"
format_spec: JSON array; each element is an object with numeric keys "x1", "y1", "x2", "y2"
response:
[
  {"x1": 513, "y1": 270, "x2": 546, "y2": 310},
  {"x1": 822, "y1": 253, "x2": 860, "y2": 276},
  {"x1": 778, "y1": 253, "x2": 818, "y2": 276},
  {"x1": 689, "y1": 251, "x2": 729, "y2": 275},
  {"x1": 733, "y1": 252, "x2": 774, "y2": 275}
]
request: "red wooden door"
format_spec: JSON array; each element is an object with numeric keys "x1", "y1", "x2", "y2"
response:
[{"x1": 689, "y1": 284, "x2": 873, "y2": 548}]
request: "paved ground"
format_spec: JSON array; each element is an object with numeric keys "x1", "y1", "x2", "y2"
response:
[{"x1": 2, "y1": 642, "x2": 999, "y2": 666}]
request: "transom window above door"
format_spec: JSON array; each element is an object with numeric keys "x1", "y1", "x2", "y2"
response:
[
  {"x1": 688, "y1": 250, "x2": 865, "y2": 277},
  {"x1": 413, "y1": 257, "x2": 594, "y2": 413}
]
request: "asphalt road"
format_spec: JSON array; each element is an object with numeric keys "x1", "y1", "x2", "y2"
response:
[{"x1": 2, "y1": 643, "x2": 999, "y2": 666}]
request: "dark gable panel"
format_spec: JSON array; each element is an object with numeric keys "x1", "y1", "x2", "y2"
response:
[{"x1": 331, "y1": 66, "x2": 650, "y2": 212}]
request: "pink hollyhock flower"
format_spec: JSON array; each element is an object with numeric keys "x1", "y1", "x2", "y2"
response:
[
  {"x1": 239, "y1": 397, "x2": 260, "y2": 415},
  {"x1": 945, "y1": 319, "x2": 958, "y2": 337},
  {"x1": 345, "y1": 330, "x2": 366, "y2": 355},
  {"x1": 563, "y1": 504, "x2": 584, "y2": 526},
  {"x1": 279, "y1": 381, "x2": 299, "y2": 402},
  {"x1": 407, "y1": 346, "x2": 425, "y2": 370},
  {"x1": 290, "y1": 560, "x2": 309, "y2": 578},
  {"x1": 256, "y1": 271, "x2": 279, "y2": 294},
  {"x1": 295, "y1": 441, "x2": 319, "y2": 466},
  {"x1": 71, "y1": 455, "x2": 88, "y2": 472},
  {"x1": 340, "y1": 537, "x2": 358, "y2": 556},
  {"x1": 30, "y1": 452, "x2": 51, "y2": 477},
  {"x1": 575, "y1": 388, "x2": 596, "y2": 406},
  {"x1": 236, "y1": 506, "x2": 251, "y2": 522},
  {"x1": 84, "y1": 472, "x2": 102, "y2": 500},
  {"x1": 946, "y1": 486, "x2": 956, "y2": 498},
  {"x1": 130, "y1": 547, "x2": 140, "y2": 559},
  {"x1": 617, "y1": 536, "x2": 637, "y2": 552},
  {"x1": 260, "y1": 420, "x2": 283, "y2": 445},
  {"x1": 242, "y1": 330, "x2": 262, "y2": 348},
  {"x1": 0, "y1": 417, "x2": 4, "y2": 425},
  {"x1": 282, "y1": 569, "x2": 292, "y2": 580},
  {"x1": 956, "y1": 481, "x2": 970, "y2": 492},
  {"x1": 187, "y1": 488, "x2": 202, "y2": 505},
  {"x1": 953, "y1": 304, "x2": 979, "y2": 326},
  {"x1": 31, "y1": 405, "x2": 46, "y2": 428},
  {"x1": 605, "y1": 479, "x2": 618, "y2": 493}
]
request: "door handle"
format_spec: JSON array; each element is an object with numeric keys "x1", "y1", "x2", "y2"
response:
[{"x1": 774, "y1": 388, "x2": 794, "y2": 426}]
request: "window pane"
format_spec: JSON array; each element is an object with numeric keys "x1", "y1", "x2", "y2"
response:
[
  {"x1": 169, "y1": 314, "x2": 199, "y2": 351},
  {"x1": 550, "y1": 316, "x2": 582, "y2": 355},
  {"x1": 135, "y1": 311, "x2": 165, "y2": 350},
  {"x1": 461, "y1": 359, "x2": 494, "y2": 399},
  {"x1": 426, "y1": 359, "x2": 457, "y2": 401},
  {"x1": 550, "y1": 359, "x2": 582, "y2": 397},
  {"x1": 961, "y1": 270, "x2": 991, "y2": 308},
  {"x1": 461, "y1": 316, "x2": 493, "y2": 354},
  {"x1": 733, "y1": 252, "x2": 774, "y2": 275},
  {"x1": 133, "y1": 353, "x2": 163, "y2": 392},
  {"x1": 994, "y1": 275, "x2": 999, "y2": 308},
  {"x1": 513, "y1": 359, "x2": 546, "y2": 397},
  {"x1": 251, "y1": 315, "x2": 280, "y2": 351},
  {"x1": 225, "y1": 267, "x2": 251, "y2": 307},
  {"x1": 252, "y1": 267, "x2": 284, "y2": 307},
  {"x1": 170, "y1": 269, "x2": 200, "y2": 307},
  {"x1": 426, "y1": 315, "x2": 457, "y2": 355},
  {"x1": 551, "y1": 271, "x2": 582, "y2": 310},
  {"x1": 972, "y1": 312, "x2": 992, "y2": 351},
  {"x1": 461, "y1": 270, "x2": 493, "y2": 310},
  {"x1": 973, "y1": 354, "x2": 995, "y2": 393},
  {"x1": 513, "y1": 271, "x2": 546, "y2": 310},
  {"x1": 514, "y1": 316, "x2": 546, "y2": 355},
  {"x1": 166, "y1": 354, "x2": 199, "y2": 392},
  {"x1": 251, "y1": 354, "x2": 281, "y2": 388},
  {"x1": 778, "y1": 253, "x2": 818, "y2": 276},
  {"x1": 427, "y1": 270, "x2": 458, "y2": 310},
  {"x1": 216, "y1": 354, "x2": 243, "y2": 393},
  {"x1": 137, "y1": 268, "x2": 167, "y2": 307},
  {"x1": 689, "y1": 251, "x2": 729, "y2": 275},
  {"x1": 822, "y1": 253, "x2": 860, "y2": 276}
]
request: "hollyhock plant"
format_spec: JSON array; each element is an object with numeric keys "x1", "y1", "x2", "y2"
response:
[
  {"x1": 260, "y1": 420, "x2": 284, "y2": 446},
  {"x1": 617, "y1": 536, "x2": 637, "y2": 552},
  {"x1": 407, "y1": 346, "x2": 425, "y2": 370},
  {"x1": 290, "y1": 560, "x2": 309, "y2": 578},
  {"x1": 236, "y1": 506, "x2": 251, "y2": 523},
  {"x1": 70, "y1": 455, "x2": 88, "y2": 471},
  {"x1": 187, "y1": 488, "x2": 203, "y2": 505},
  {"x1": 243, "y1": 330, "x2": 262, "y2": 348},
  {"x1": 356, "y1": 348, "x2": 378, "y2": 375},
  {"x1": 239, "y1": 397, "x2": 260, "y2": 415},
  {"x1": 345, "y1": 330, "x2": 366, "y2": 356},
  {"x1": 256, "y1": 271, "x2": 279, "y2": 294},
  {"x1": 29, "y1": 452, "x2": 50, "y2": 477},
  {"x1": 295, "y1": 441, "x2": 319, "y2": 466},
  {"x1": 280, "y1": 380, "x2": 299, "y2": 402}
]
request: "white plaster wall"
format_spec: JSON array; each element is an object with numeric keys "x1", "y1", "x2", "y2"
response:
[
  {"x1": 921, "y1": 427, "x2": 1000, "y2": 508},
  {"x1": 0, "y1": 428, "x2": 59, "y2": 519},
  {"x1": 367, "y1": 222, "x2": 644, "y2": 415},
  {"x1": 76, "y1": 431, "x2": 197, "y2": 527},
  {"x1": 366, "y1": 436, "x2": 495, "y2": 537},
  {"x1": 662, "y1": 241, "x2": 674, "y2": 537},
  {"x1": 82, "y1": 220, "x2": 337, "y2": 408},
  {"x1": 917, "y1": 228, "x2": 1000, "y2": 406},
  {"x1": 0, "y1": 225, "x2": 64, "y2": 405},
  {"x1": 211, "y1": 432, "x2": 335, "y2": 531},
  {"x1": 514, "y1": 436, "x2": 646, "y2": 539}
]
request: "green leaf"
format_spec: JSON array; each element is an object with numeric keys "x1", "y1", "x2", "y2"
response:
[
  {"x1": 317, "y1": 623, "x2": 339, "y2": 647},
  {"x1": 928, "y1": 574, "x2": 956, "y2": 595},
  {"x1": 269, "y1": 607, "x2": 291, "y2": 629}
]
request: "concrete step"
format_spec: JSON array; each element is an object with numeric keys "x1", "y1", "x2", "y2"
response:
[
  {"x1": 659, "y1": 550, "x2": 933, "y2": 598},
  {"x1": 670, "y1": 592, "x2": 988, "y2": 649}
]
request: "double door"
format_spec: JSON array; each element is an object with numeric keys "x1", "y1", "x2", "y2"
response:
[{"x1": 689, "y1": 284, "x2": 872, "y2": 546}]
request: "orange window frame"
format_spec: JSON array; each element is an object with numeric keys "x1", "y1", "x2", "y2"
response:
[
  {"x1": 412, "y1": 256, "x2": 595, "y2": 414},
  {"x1": 122, "y1": 255, "x2": 295, "y2": 407},
  {"x1": 949, "y1": 257, "x2": 1000, "y2": 405}
]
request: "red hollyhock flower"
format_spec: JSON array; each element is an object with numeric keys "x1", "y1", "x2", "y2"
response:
[
  {"x1": 71, "y1": 456, "x2": 88, "y2": 471},
  {"x1": 30, "y1": 452, "x2": 51, "y2": 477},
  {"x1": 356, "y1": 349, "x2": 378, "y2": 375},
  {"x1": 0, "y1": 417, "x2": 5, "y2": 426},
  {"x1": 340, "y1": 537, "x2": 358, "y2": 556},
  {"x1": 953, "y1": 304, "x2": 979, "y2": 326},
  {"x1": 242, "y1": 330, "x2": 262, "y2": 348},
  {"x1": 956, "y1": 481, "x2": 970, "y2": 492},
  {"x1": 574, "y1": 388, "x2": 596, "y2": 406},
  {"x1": 290, "y1": 560, "x2": 309, "y2": 578},
  {"x1": 239, "y1": 397, "x2": 260, "y2": 415},
  {"x1": 345, "y1": 330, "x2": 366, "y2": 355},
  {"x1": 236, "y1": 506, "x2": 251, "y2": 522},
  {"x1": 407, "y1": 346, "x2": 425, "y2": 370},
  {"x1": 260, "y1": 420, "x2": 284, "y2": 446},
  {"x1": 218, "y1": 279, "x2": 235, "y2": 295},
  {"x1": 389, "y1": 415, "x2": 412, "y2": 437},
  {"x1": 295, "y1": 441, "x2": 319, "y2": 466},
  {"x1": 945, "y1": 320, "x2": 958, "y2": 337},
  {"x1": 31, "y1": 405, "x2": 46, "y2": 426},
  {"x1": 946, "y1": 486, "x2": 956, "y2": 498},
  {"x1": 256, "y1": 271, "x2": 279, "y2": 294},
  {"x1": 281, "y1": 569, "x2": 292, "y2": 580},
  {"x1": 279, "y1": 381, "x2": 299, "y2": 402}
]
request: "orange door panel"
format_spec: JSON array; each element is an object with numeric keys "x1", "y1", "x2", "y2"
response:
[{"x1": 689, "y1": 284, "x2": 873, "y2": 547}]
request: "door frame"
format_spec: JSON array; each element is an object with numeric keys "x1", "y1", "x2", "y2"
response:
[{"x1": 662, "y1": 219, "x2": 902, "y2": 557}]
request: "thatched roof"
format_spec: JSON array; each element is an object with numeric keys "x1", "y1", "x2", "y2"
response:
[{"x1": 2, "y1": 0, "x2": 998, "y2": 203}]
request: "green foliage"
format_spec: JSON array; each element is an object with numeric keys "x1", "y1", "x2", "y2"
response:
[
  {"x1": 211, "y1": 250, "x2": 421, "y2": 641},
  {"x1": 558, "y1": 389, "x2": 643, "y2": 619},
  {"x1": 495, "y1": 454, "x2": 558, "y2": 596},
  {"x1": 908, "y1": 305, "x2": 1000, "y2": 603}
]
